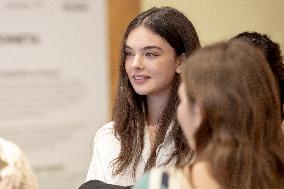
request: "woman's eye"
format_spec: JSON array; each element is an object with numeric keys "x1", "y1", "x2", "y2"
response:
[
  {"x1": 125, "y1": 51, "x2": 134, "y2": 56},
  {"x1": 145, "y1": 52, "x2": 158, "y2": 57}
]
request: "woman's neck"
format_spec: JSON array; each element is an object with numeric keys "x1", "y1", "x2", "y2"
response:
[
  {"x1": 146, "y1": 93, "x2": 169, "y2": 147},
  {"x1": 146, "y1": 93, "x2": 169, "y2": 126},
  {"x1": 190, "y1": 161, "x2": 220, "y2": 189}
]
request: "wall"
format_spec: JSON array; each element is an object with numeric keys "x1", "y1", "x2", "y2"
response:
[
  {"x1": 142, "y1": 0, "x2": 284, "y2": 53},
  {"x1": 108, "y1": 0, "x2": 140, "y2": 110}
]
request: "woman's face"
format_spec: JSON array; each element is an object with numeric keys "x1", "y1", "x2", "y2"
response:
[
  {"x1": 177, "y1": 82, "x2": 201, "y2": 150},
  {"x1": 125, "y1": 26, "x2": 180, "y2": 97}
]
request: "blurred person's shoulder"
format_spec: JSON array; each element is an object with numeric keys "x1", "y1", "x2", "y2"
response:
[
  {"x1": 134, "y1": 163, "x2": 221, "y2": 189},
  {"x1": 0, "y1": 137, "x2": 22, "y2": 175},
  {"x1": 0, "y1": 137, "x2": 39, "y2": 189}
]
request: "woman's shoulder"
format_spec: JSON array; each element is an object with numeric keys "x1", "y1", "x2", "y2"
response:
[
  {"x1": 93, "y1": 122, "x2": 120, "y2": 147},
  {"x1": 96, "y1": 122, "x2": 115, "y2": 135},
  {"x1": 95, "y1": 122, "x2": 115, "y2": 139}
]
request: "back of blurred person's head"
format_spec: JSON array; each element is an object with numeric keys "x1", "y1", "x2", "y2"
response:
[
  {"x1": 232, "y1": 32, "x2": 284, "y2": 117},
  {"x1": 181, "y1": 40, "x2": 284, "y2": 189}
]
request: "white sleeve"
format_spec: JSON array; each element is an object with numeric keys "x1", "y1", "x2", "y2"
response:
[
  {"x1": 85, "y1": 136, "x2": 105, "y2": 181},
  {"x1": 85, "y1": 122, "x2": 119, "y2": 183}
]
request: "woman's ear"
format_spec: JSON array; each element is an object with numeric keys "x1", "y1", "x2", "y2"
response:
[
  {"x1": 176, "y1": 66, "x2": 181, "y2": 74},
  {"x1": 176, "y1": 53, "x2": 187, "y2": 74}
]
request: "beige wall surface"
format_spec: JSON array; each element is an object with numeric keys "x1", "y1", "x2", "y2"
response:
[{"x1": 142, "y1": 0, "x2": 284, "y2": 54}]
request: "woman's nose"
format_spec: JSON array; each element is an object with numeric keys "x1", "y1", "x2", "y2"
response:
[{"x1": 132, "y1": 55, "x2": 144, "y2": 70}]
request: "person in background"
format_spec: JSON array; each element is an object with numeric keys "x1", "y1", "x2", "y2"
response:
[
  {"x1": 0, "y1": 137, "x2": 39, "y2": 189},
  {"x1": 232, "y1": 32, "x2": 284, "y2": 131},
  {"x1": 85, "y1": 6, "x2": 200, "y2": 186},
  {"x1": 133, "y1": 40, "x2": 284, "y2": 189}
]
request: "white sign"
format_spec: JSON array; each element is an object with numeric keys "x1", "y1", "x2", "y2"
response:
[{"x1": 0, "y1": 0, "x2": 108, "y2": 188}]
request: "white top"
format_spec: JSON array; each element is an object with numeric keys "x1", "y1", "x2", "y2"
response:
[{"x1": 86, "y1": 121, "x2": 176, "y2": 186}]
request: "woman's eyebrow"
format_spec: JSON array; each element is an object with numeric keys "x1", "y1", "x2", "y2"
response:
[
  {"x1": 125, "y1": 45, "x2": 164, "y2": 52},
  {"x1": 124, "y1": 45, "x2": 132, "y2": 50},
  {"x1": 143, "y1": 46, "x2": 164, "y2": 52}
]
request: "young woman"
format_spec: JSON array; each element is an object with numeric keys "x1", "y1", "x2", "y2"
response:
[
  {"x1": 86, "y1": 7, "x2": 201, "y2": 186},
  {"x1": 134, "y1": 40, "x2": 284, "y2": 189}
]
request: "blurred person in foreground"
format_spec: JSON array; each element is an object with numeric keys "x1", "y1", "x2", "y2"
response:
[
  {"x1": 133, "y1": 40, "x2": 284, "y2": 189},
  {"x1": 0, "y1": 137, "x2": 38, "y2": 189}
]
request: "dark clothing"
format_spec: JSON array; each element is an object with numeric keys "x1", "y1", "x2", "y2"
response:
[{"x1": 78, "y1": 180, "x2": 132, "y2": 189}]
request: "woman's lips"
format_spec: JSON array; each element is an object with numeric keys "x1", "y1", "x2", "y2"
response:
[{"x1": 132, "y1": 75, "x2": 150, "y2": 84}]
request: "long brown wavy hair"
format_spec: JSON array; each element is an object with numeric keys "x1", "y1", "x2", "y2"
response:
[
  {"x1": 112, "y1": 7, "x2": 201, "y2": 177},
  {"x1": 182, "y1": 41, "x2": 284, "y2": 188}
]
